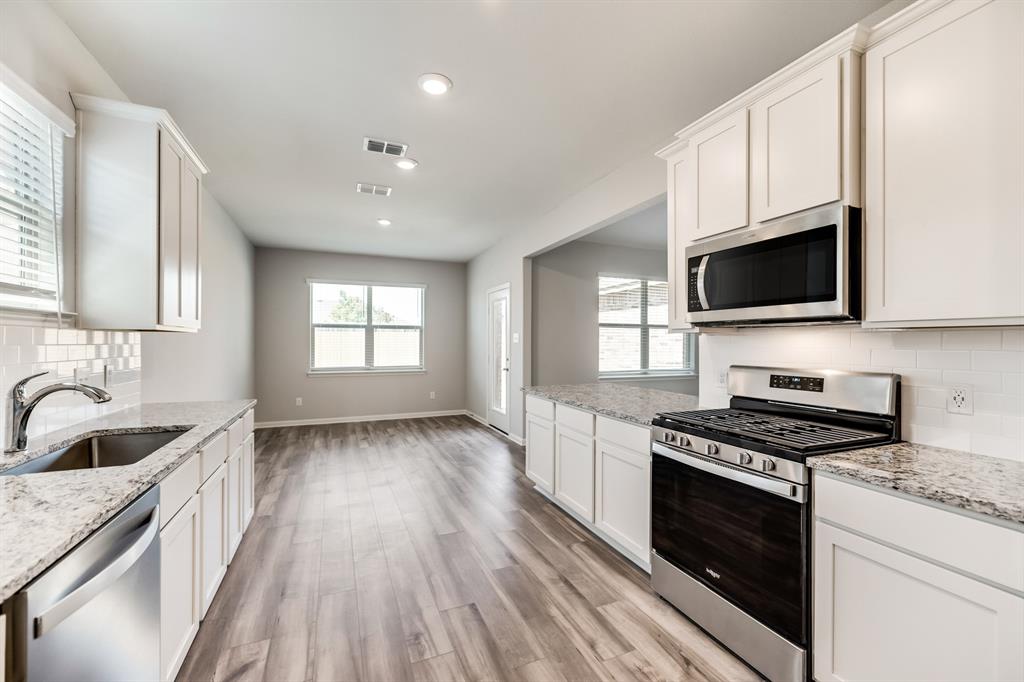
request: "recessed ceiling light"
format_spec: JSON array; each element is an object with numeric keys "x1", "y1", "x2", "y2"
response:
[
  {"x1": 418, "y1": 73, "x2": 452, "y2": 96},
  {"x1": 377, "y1": 218, "x2": 392, "y2": 227},
  {"x1": 394, "y1": 158, "x2": 419, "y2": 170}
]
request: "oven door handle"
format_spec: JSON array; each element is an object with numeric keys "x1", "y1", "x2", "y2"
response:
[{"x1": 652, "y1": 443, "x2": 805, "y2": 502}]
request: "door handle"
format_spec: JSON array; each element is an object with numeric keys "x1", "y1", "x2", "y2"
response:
[
  {"x1": 696, "y1": 255, "x2": 710, "y2": 309},
  {"x1": 34, "y1": 505, "x2": 160, "y2": 637}
]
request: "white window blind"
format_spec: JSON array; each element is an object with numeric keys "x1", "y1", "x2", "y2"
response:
[
  {"x1": 309, "y1": 281, "x2": 425, "y2": 372},
  {"x1": 598, "y1": 275, "x2": 696, "y2": 376},
  {"x1": 0, "y1": 83, "x2": 64, "y2": 313}
]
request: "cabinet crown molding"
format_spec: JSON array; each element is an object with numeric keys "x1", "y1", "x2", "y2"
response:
[
  {"x1": 864, "y1": 0, "x2": 960, "y2": 48},
  {"x1": 71, "y1": 93, "x2": 209, "y2": 174},
  {"x1": 657, "y1": 22, "x2": 870, "y2": 154}
]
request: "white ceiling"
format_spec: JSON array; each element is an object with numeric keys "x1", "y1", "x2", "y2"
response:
[
  {"x1": 580, "y1": 200, "x2": 668, "y2": 252},
  {"x1": 51, "y1": 0, "x2": 888, "y2": 262}
]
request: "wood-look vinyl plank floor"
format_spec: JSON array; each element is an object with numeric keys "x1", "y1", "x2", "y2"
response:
[{"x1": 177, "y1": 416, "x2": 761, "y2": 682}]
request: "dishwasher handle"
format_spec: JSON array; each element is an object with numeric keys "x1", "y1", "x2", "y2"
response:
[{"x1": 33, "y1": 505, "x2": 160, "y2": 638}]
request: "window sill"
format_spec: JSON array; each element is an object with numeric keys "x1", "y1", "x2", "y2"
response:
[
  {"x1": 599, "y1": 372, "x2": 699, "y2": 382},
  {"x1": 307, "y1": 369, "x2": 426, "y2": 377}
]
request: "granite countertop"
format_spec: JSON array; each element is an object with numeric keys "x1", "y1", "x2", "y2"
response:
[
  {"x1": 524, "y1": 383, "x2": 700, "y2": 426},
  {"x1": 809, "y1": 442, "x2": 1024, "y2": 526},
  {"x1": 0, "y1": 400, "x2": 256, "y2": 602}
]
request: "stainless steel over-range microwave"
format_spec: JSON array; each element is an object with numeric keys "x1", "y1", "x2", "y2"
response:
[{"x1": 685, "y1": 203, "x2": 860, "y2": 325}]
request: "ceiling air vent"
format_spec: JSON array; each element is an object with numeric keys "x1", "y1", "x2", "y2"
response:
[
  {"x1": 355, "y1": 182, "x2": 393, "y2": 197},
  {"x1": 363, "y1": 137, "x2": 408, "y2": 157}
]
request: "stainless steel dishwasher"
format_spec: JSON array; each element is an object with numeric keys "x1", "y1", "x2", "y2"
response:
[{"x1": 3, "y1": 485, "x2": 160, "y2": 682}]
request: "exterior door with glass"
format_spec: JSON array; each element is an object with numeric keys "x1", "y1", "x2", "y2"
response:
[{"x1": 486, "y1": 285, "x2": 511, "y2": 434}]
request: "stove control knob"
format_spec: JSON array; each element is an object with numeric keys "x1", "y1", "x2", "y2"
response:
[
  {"x1": 678, "y1": 435, "x2": 691, "y2": 448},
  {"x1": 738, "y1": 452, "x2": 753, "y2": 465},
  {"x1": 663, "y1": 432, "x2": 676, "y2": 443},
  {"x1": 761, "y1": 458, "x2": 776, "y2": 472},
  {"x1": 705, "y1": 443, "x2": 719, "y2": 456}
]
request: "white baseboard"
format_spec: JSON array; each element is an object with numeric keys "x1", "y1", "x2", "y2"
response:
[
  {"x1": 255, "y1": 409, "x2": 467, "y2": 429},
  {"x1": 465, "y1": 411, "x2": 525, "y2": 446}
]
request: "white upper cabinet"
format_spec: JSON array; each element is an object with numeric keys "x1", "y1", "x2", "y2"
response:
[
  {"x1": 863, "y1": 0, "x2": 1024, "y2": 327},
  {"x1": 750, "y1": 57, "x2": 842, "y2": 223},
  {"x1": 73, "y1": 94, "x2": 208, "y2": 331},
  {"x1": 682, "y1": 109, "x2": 749, "y2": 240},
  {"x1": 663, "y1": 144, "x2": 694, "y2": 331}
]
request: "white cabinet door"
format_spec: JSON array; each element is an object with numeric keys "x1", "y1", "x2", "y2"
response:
[
  {"x1": 750, "y1": 57, "x2": 841, "y2": 222},
  {"x1": 814, "y1": 521, "x2": 1024, "y2": 682},
  {"x1": 864, "y1": 0, "x2": 1024, "y2": 325},
  {"x1": 594, "y1": 439, "x2": 650, "y2": 563},
  {"x1": 198, "y1": 461, "x2": 227, "y2": 617},
  {"x1": 179, "y1": 158, "x2": 202, "y2": 330},
  {"x1": 160, "y1": 495, "x2": 201, "y2": 682},
  {"x1": 525, "y1": 414, "x2": 555, "y2": 493},
  {"x1": 242, "y1": 433, "x2": 255, "y2": 530},
  {"x1": 554, "y1": 426, "x2": 595, "y2": 522},
  {"x1": 664, "y1": 145, "x2": 694, "y2": 331},
  {"x1": 158, "y1": 130, "x2": 184, "y2": 328},
  {"x1": 226, "y1": 445, "x2": 243, "y2": 562},
  {"x1": 682, "y1": 108, "x2": 749, "y2": 239}
]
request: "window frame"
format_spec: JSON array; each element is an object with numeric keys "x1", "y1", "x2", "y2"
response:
[
  {"x1": 597, "y1": 273, "x2": 696, "y2": 379},
  {"x1": 307, "y1": 278, "x2": 426, "y2": 375},
  {"x1": 0, "y1": 68, "x2": 76, "y2": 320}
]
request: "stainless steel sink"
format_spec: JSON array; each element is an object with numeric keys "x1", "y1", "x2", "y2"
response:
[{"x1": 0, "y1": 431, "x2": 184, "y2": 476}]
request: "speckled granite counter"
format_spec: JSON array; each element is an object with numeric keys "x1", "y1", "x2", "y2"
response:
[
  {"x1": 0, "y1": 400, "x2": 256, "y2": 601},
  {"x1": 809, "y1": 442, "x2": 1024, "y2": 526},
  {"x1": 524, "y1": 383, "x2": 700, "y2": 426}
]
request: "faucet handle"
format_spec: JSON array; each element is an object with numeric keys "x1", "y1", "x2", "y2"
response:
[{"x1": 12, "y1": 371, "x2": 49, "y2": 398}]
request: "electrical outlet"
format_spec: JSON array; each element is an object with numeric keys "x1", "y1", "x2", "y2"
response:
[
  {"x1": 295, "y1": 397, "x2": 303, "y2": 407},
  {"x1": 717, "y1": 370, "x2": 728, "y2": 388},
  {"x1": 947, "y1": 385, "x2": 973, "y2": 415},
  {"x1": 429, "y1": 391, "x2": 436, "y2": 400},
  {"x1": 74, "y1": 367, "x2": 90, "y2": 382}
]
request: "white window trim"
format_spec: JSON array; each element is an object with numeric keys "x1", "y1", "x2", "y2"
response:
[
  {"x1": 0, "y1": 63, "x2": 76, "y2": 322},
  {"x1": 307, "y1": 278, "x2": 427, "y2": 374},
  {"x1": 597, "y1": 273, "x2": 696, "y2": 378}
]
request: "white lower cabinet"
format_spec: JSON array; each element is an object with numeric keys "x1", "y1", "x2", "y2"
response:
[
  {"x1": 594, "y1": 438, "x2": 650, "y2": 564},
  {"x1": 242, "y1": 433, "x2": 255, "y2": 530},
  {"x1": 813, "y1": 473, "x2": 1024, "y2": 681},
  {"x1": 525, "y1": 413, "x2": 555, "y2": 492},
  {"x1": 198, "y1": 461, "x2": 228, "y2": 617},
  {"x1": 525, "y1": 397, "x2": 653, "y2": 570},
  {"x1": 159, "y1": 494, "x2": 201, "y2": 682},
  {"x1": 226, "y1": 445, "x2": 243, "y2": 561},
  {"x1": 554, "y1": 426, "x2": 595, "y2": 522}
]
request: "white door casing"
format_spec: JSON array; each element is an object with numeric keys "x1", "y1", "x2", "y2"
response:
[{"x1": 486, "y1": 284, "x2": 511, "y2": 433}]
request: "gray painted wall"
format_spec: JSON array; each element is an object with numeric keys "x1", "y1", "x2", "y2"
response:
[
  {"x1": 254, "y1": 248, "x2": 466, "y2": 424},
  {"x1": 532, "y1": 240, "x2": 697, "y2": 395},
  {"x1": 142, "y1": 193, "x2": 255, "y2": 402}
]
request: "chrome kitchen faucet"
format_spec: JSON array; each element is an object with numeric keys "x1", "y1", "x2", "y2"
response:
[{"x1": 6, "y1": 371, "x2": 112, "y2": 453}]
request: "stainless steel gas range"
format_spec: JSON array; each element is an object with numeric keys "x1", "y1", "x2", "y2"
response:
[{"x1": 649, "y1": 366, "x2": 901, "y2": 682}]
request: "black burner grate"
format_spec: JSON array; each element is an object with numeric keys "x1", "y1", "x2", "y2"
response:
[{"x1": 658, "y1": 408, "x2": 886, "y2": 452}]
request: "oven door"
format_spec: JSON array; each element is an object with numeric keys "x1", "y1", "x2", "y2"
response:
[
  {"x1": 686, "y1": 204, "x2": 858, "y2": 324},
  {"x1": 651, "y1": 443, "x2": 808, "y2": 646}
]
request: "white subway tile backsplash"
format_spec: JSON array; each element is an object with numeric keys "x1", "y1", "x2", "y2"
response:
[
  {"x1": 701, "y1": 326, "x2": 1024, "y2": 463},
  {"x1": 971, "y1": 350, "x2": 1023, "y2": 373},
  {"x1": 871, "y1": 348, "x2": 917, "y2": 367},
  {"x1": 0, "y1": 324, "x2": 141, "y2": 449},
  {"x1": 942, "y1": 329, "x2": 1003, "y2": 350},
  {"x1": 916, "y1": 350, "x2": 971, "y2": 370}
]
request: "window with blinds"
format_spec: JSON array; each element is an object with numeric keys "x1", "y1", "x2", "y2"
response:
[
  {"x1": 309, "y1": 281, "x2": 425, "y2": 372},
  {"x1": 0, "y1": 85, "x2": 64, "y2": 312},
  {"x1": 598, "y1": 275, "x2": 695, "y2": 376}
]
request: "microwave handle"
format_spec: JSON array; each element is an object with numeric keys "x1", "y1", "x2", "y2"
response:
[{"x1": 696, "y1": 255, "x2": 710, "y2": 309}]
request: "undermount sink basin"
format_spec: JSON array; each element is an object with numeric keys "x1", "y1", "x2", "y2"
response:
[{"x1": 1, "y1": 431, "x2": 184, "y2": 476}]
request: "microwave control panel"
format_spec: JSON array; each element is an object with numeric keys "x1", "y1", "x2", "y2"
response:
[
  {"x1": 769, "y1": 374, "x2": 825, "y2": 392},
  {"x1": 687, "y1": 260, "x2": 703, "y2": 311}
]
